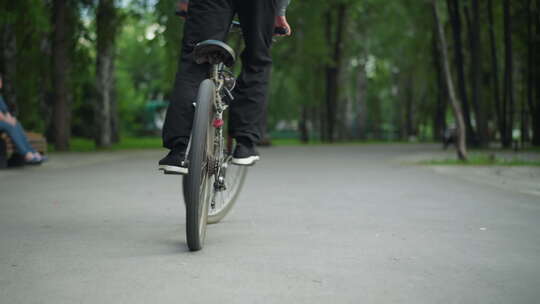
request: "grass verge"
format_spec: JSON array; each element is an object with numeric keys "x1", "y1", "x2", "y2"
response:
[
  {"x1": 420, "y1": 154, "x2": 540, "y2": 167},
  {"x1": 50, "y1": 137, "x2": 422, "y2": 152},
  {"x1": 270, "y1": 138, "x2": 413, "y2": 146},
  {"x1": 49, "y1": 137, "x2": 163, "y2": 152}
]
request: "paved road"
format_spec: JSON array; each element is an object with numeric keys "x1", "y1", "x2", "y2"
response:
[{"x1": 1, "y1": 144, "x2": 539, "y2": 303}]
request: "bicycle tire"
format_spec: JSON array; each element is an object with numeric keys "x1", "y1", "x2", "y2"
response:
[
  {"x1": 207, "y1": 160, "x2": 247, "y2": 224},
  {"x1": 183, "y1": 79, "x2": 215, "y2": 251}
]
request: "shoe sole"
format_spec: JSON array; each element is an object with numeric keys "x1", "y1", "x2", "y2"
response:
[
  {"x1": 159, "y1": 165, "x2": 188, "y2": 175},
  {"x1": 231, "y1": 156, "x2": 260, "y2": 166}
]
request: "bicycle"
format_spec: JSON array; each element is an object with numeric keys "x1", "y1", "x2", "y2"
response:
[{"x1": 179, "y1": 16, "x2": 288, "y2": 251}]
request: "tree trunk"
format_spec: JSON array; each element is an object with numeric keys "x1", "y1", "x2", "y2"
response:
[
  {"x1": 433, "y1": 0, "x2": 468, "y2": 160},
  {"x1": 521, "y1": 0, "x2": 534, "y2": 146},
  {"x1": 323, "y1": 12, "x2": 331, "y2": 142},
  {"x1": 1, "y1": 0, "x2": 18, "y2": 113},
  {"x1": 521, "y1": 94, "x2": 529, "y2": 144},
  {"x1": 299, "y1": 105, "x2": 309, "y2": 143},
  {"x1": 356, "y1": 63, "x2": 367, "y2": 140},
  {"x1": 446, "y1": 0, "x2": 476, "y2": 144},
  {"x1": 319, "y1": 102, "x2": 326, "y2": 142},
  {"x1": 52, "y1": 0, "x2": 72, "y2": 150},
  {"x1": 487, "y1": 0, "x2": 505, "y2": 146},
  {"x1": 531, "y1": 0, "x2": 540, "y2": 146},
  {"x1": 432, "y1": 27, "x2": 447, "y2": 142},
  {"x1": 340, "y1": 83, "x2": 354, "y2": 140},
  {"x1": 38, "y1": 9, "x2": 54, "y2": 138},
  {"x1": 404, "y1": 78, "x2": 415, "y2": 139},
  {"x1": 111, "y1": 80, "x2": 120, "y2": 143},
  {"x1": 324, "y1": 65, "x2": 337, "y2": 142},
  {"x1": 324, "y1": 4, "x2": 347, "y2": 143},
  {"x1": 470, "y1": 0, "x2": 489, "y2": 147},
  {"x1": 0, "y1": 22, "x2": 17, "y2": 113},
  {"x1": 502, "y1": 0, "x2": 514, "y2": 148},
  {"x1": 96, "y1": 0, "x2": 120, "y2": 148}
]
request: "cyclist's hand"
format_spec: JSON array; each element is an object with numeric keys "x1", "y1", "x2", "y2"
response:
[
  {"x1": 177, "y1": 1, "x2": 188, "y2": 18},
  {"x1": 274, "y1": 16, "x2": 291, "y2": 36}
]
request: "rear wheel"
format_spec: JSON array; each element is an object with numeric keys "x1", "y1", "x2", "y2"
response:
[
  {"x1": 183, "y1": 79, "x2": 215, "y2": 251},
  {"x1": 207, "y1": 150, "x2": 247, "y2": 224}
]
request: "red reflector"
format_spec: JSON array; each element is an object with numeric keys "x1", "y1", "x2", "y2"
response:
[{"x1": 213, "y1": 119, "x2": 224, "y2": 128}]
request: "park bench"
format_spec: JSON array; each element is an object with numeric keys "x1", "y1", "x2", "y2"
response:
[{"x1": 0, "y1": 131, "x2": 47, "y2": 168}]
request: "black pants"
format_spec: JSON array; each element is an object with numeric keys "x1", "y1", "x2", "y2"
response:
[{"x1": 162, "y1": 0, "x2": 277, "y2": 149}]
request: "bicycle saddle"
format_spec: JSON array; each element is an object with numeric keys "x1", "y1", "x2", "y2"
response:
[{"x1": 194, "y1": 40, "x2": 236, "y2": 67}]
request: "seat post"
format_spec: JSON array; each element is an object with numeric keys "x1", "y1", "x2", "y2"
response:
[{"x1": 211, "y1": 64, "x2": 220, "y2": 81}]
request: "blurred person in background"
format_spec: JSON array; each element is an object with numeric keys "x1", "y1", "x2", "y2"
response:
[{"x1": 0, "y1": 74, "x2": 46, "y2": 165}]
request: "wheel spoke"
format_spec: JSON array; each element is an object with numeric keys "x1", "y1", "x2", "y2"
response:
[{"x1": 207, "y1": 155, "x2": 247, "y2": 222}]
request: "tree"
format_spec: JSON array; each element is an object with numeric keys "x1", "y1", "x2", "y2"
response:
[
  {"x1": 323, "y1": 3, "x2": 348, "y2": 142},
  {"x1": 0, "y1": 4, "x2": 17, "y2": 113},
  {"x1": 356, "y1": 62, "x2": 368, "y2": 140},
  {"x1": 433, "y1": 0, "x2": 467, "y2": 160},
  {"x1": 530, "y1": 0, "x2": 540, "y2": 146},
  {"x1": 487, "y1": 0, "x2": 504, "y2": 147},
  {"x1": 502, "y1": 0, "x2": 514, "y2": 148},
  {"x1": 469, "y1": 0, "x2": 489, "y2": 147},
  {"x1": 3, "y1": 0, "x2": 538, "y2": 150},
  {"x1": 432, "y1": 26, "x2": 447, "y2": 141},
  {"x1": 52, "y1": 0, "x2": 74, "y2": 150},
  {"x1": 95, "y1": 0, "x2": 121, "y2": 147},
  {"x1": 446, "y1": 0, "x2": 475, "y2": 144}
]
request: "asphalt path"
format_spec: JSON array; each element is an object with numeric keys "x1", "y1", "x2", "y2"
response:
[{"x1": 1, "y1": 144, "x2": 539, "y2": 303}]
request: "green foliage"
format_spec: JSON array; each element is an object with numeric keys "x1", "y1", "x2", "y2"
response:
[
  {"x1": 115, "y1": 10, "x2": 168, "y2": 134},
  {"x1": 155, "y1": 0, "x2": 184, "y2": 89},
  {"x1": 70, "y1": 2, "x2": 171, "y2": 137},
  {"x1": 2, "y1": 0, "x2": 538, "y2": 150},
  {"x1": 71, "y1": 16, "x2": 96, "y2": 138},
  {"x1": 0, "y1": 0, "x2": 50, "y2": 131}
]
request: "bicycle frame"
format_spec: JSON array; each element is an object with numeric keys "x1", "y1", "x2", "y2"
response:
[{"x1": 208, "y1": 63, "x2": 236, "y2": 203}]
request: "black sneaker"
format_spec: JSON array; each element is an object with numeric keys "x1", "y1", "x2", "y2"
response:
[
  {"x1": 232, "y1": 140, "x2": 260, "y2": 166},
  {"x1": 158, "y1": 147, "x2": 188, "y2": 175}
]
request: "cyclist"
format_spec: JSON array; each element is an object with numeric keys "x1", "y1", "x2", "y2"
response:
[{"x1": 159, "y1": 0, "x2": 292, "y2": 175}]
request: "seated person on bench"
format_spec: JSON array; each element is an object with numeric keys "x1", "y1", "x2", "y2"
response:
[{"x1": 0, "y1": 75, "x2": 46, "y2": 165}]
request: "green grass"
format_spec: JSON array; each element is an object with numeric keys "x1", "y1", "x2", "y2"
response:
[
  {"x1": 420, "y1": 154, "x2": 540, "y2": 167},
  {"x1": 49, "y1": 137, "x2": 163, "y2": 153},
  {"x1": 524, "y1": 146, "x2": 540, "y2": 153},
  {"x1": 270, "y1": 138, "x2": 414, "y2": 146},
  {"x1": 49, "y1": 137, "x2": 428, "y2": 152},
  {"x1": 468, "y1": 146, "x2": 540, "y2": 154}
]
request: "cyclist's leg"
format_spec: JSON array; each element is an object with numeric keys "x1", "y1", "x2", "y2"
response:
[
  {"x1": 162, "y1": 0, "x2": 235, "y2": 150},
  {"x1": 229, "y1": 0, "x2": 277, "y2": 144}
]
